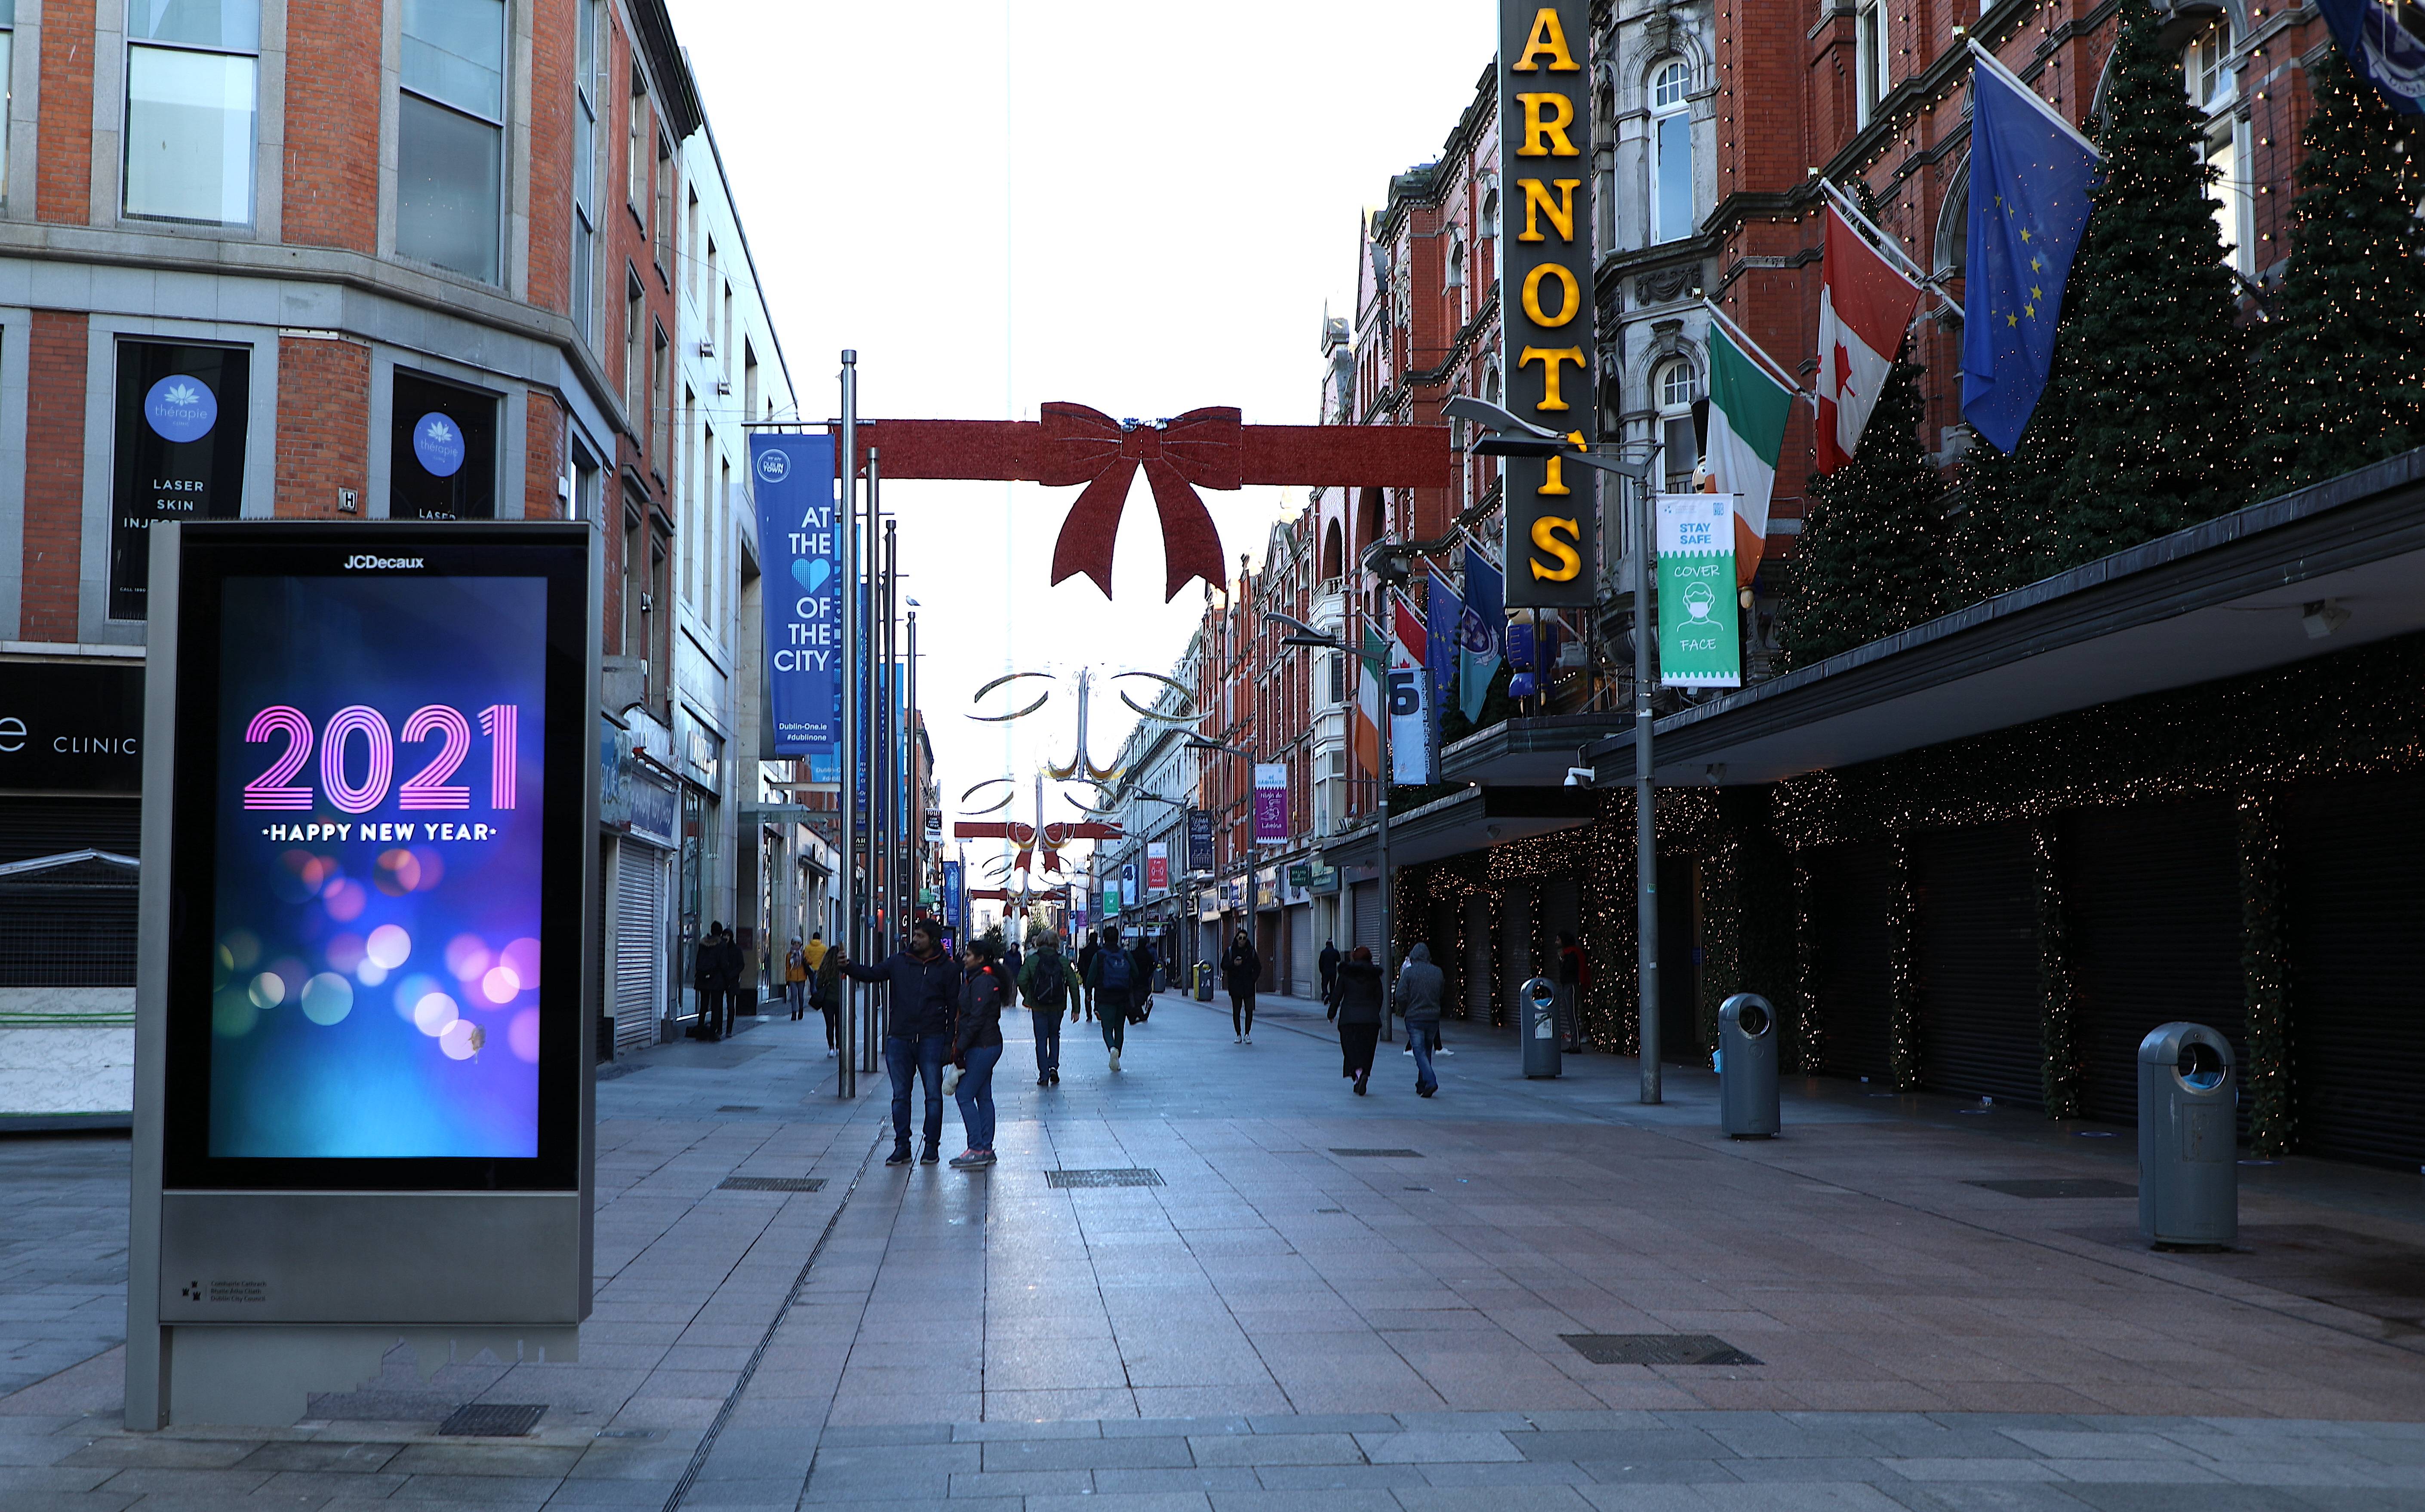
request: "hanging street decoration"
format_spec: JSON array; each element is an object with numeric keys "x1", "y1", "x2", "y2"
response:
[
  {"x1": 1496, "y1": 0, "x2": 1598, "y2": 609},
  {"x1": 846, "y1": 405, "x2": 1448, "y2": 601}
]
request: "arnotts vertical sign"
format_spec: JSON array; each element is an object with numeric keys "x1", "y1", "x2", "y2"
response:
[{"x1": 1497, "y1": 2, "x2": 1597, "y2": 609}]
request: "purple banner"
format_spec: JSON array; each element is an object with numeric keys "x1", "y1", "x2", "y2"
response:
[{"x1": 1252, "y1": 762, "x2": 1288, "y2": 845}]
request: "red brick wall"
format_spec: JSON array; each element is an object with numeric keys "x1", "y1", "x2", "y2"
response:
[
  {"x1": 526, "y1": 0, "x2": 572, "y2": 316},
  {"x1": 280, "y1": 2, "x2": 379, "y2": 250},
  {"x1": 272, "y1": 335, "x2": 369, "y2": 518},
  {"x1": 21, "y1": 311, "x2": 90, "y2": 638},
  {"x1": 37, "y1": 0, "x2": 95, "y2": 225},
  {"x1": 524, "y1": 390, "x2": 564, "y2": 519}
]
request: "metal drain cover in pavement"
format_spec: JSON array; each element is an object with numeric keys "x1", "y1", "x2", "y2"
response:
[
  {"x1": 1561, "y1": 1334, "x2": 1760, "y2": 1366},
  {"x1": 717, "y1": 1105, "x2": 760, "y2": 1112},
  {"x1": 718, "y1": 1176, "x2": 826, "y2": 1192},
  {"x1": 1331, "y1": 1148, "x2": 1422, "y2": 1158},
  {"x1": 1969, "y1": 1178, "x2": 2137, "y2": 1200},
  {"x1": 1045, "y1": 1168, "x2": 1164, "y2": 1188},
  {"x1": 438, "y1": 1403, "x2": 546, "y2": 1437}
]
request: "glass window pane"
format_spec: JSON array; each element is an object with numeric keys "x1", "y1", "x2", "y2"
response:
[
  {"x1": 1663, "y1": 415, "x2": 1698, "y2": 489},
  {"x1": 0, "y1": 34, "x2": 12, "y2": 204},
  {"x1": 0, "y1": 2, "x2": 15, "y2": 26},
  {"x1": 396, "y1": 92, "x2": 500, "y2": 282},
  {"x1": 401, "y1": 0, "x2": 504, "y2": 120},
  {"x1": 1656, "y1": 112, "x2": 1692, "y2": 243},
  {"x1": 126, "y1": 0, "x2": 255, "y2": 50},
  {"x1": 124, "y1": 45, "x2": 255, "y2": 224}
]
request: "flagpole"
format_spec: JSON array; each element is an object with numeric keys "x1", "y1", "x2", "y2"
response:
[
  {"x1": 1699, "y1": 298, "x2": 1810, "y2": 403},
  {"x1": 1964, "y1": 37, "x2": 2102, "y2": 159},
  {"x1": 1817, "y1": 178, "x2": 1932, "y2": 286}
]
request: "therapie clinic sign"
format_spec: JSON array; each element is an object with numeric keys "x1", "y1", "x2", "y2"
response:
[
  {"x1": 1497, "y1": 0, "x2": 1597, "y2": 610},
  {"x1": 750, "y1": 434, "x2": 843, "y2": 775}
]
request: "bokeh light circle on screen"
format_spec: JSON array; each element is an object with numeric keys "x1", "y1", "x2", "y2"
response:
[
  {"x1": 501, "y1": 937, "x2": 541, "y2": 988},
  {"x1": 213, "y1": 990, "x2": 258, "y2": 1038},
  {"x1": 357, "y1": 959, "x2": 388, "y2": 986},
  {"x1": 374, "y1": 847, "x2": 422, "y2": 895},
  {"x1": 393, "y1": 972, "x2": 441, "y2": 1022},
  {"x1": 273, "y1": 851, "x2": 322, "y2": 904},
  {"x1": 366, "y1": 924, "x2": 412, "y2": 970},
  {"x1": 409, "y1": 845, "x2": 445, "y2": 890},
  {"x1": 300, "y1": 972, "x2": 355, "y2": 1025},
  {"x1": 413, "y1": 992, "x2": 459, "y2": 1036},
  {"x1": 508, "y1": 1008, "x2": 540, "y2": 1063},
  {"x1": 247, "y1": 971, "x2": 286, "y2": 1008},
  {"x1": 445, "y1": 934, "x2": 490, "y2": 983},
  {"x1": 323, "y1": 877, "x2": 366, "y2": 922},
  {"x1": 481, "y1": 965, "x2": 520, "y2": 1005},
  {"x1": 326, "y1": 932, "x2": 367, "y2": 974},
  {"x1": 221, "y1": 929, "x2": 261, "y2": 971},
  {"x1": 440, "y1": 1019, "x2": 486, "y2": 1060}
]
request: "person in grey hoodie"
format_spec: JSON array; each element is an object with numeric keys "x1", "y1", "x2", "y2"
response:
[{"x1": 1395, "y1": 943, "x2": 1447, "y2": 1097}]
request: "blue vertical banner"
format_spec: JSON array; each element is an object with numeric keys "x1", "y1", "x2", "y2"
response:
[
  {"x1": 749, "y1": 433, "x2": 843, "y2": 779},
  {"x1": 941, "y1": 860, "x2": 964, "y2": 946}
]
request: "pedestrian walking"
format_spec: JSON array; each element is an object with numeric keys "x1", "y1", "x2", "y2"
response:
[
  {"x1": 1076, "y1": 929, "x2": 1102, "y2": 1023},
  {"x1": 1328, "y1": 945, "x2": 1385, "y2": 1095},
  {"x1": 1002, "y1": 935, "x2": 1023, "y2": 987},
  {"x1": 1317, "y1": 939, "x2": 1341, "y2": 1009},
  {"x1": 811, "y1": 932, "x2": 843, "y2": 1057},
  {"x1": 1396, "y1": 943, "x2": 1446, "y2": 1097},
  {"x1": 1221, "y1": 928, "x2": 1261, "y2": 1043},
  {"x1": 1556, "y1": 931, "x2": 1590, "y2": 1051},
  {"x1": 785, "y1": 937, "x2": 809, "y2": 1021},
  {"x1": 1086, "y1": 931, "x2": 1135, "y2": 1072},
  {"x1": 949, "y1": 940, "x2": 1010, "y2": 1168},
  {"x1": 834, "y1": 917, "x2": 960, "y2": 1166},
  {"x1": 1129, "y1": 936, "x2": 1157, "y2": 1022},
  {"x1": 693, "y1": 922, "x2": 737, "y2": 1040},
  {"x1": 1017, "y1": 930, "x2": 1073, "y2": 1086}
]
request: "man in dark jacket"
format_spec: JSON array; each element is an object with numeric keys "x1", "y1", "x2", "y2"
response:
[
  {"x1": 1221, "y1": 929, "x2": 1262, "y2": 1043},
  {"x1": 1395, "y1": 942, "x2": 1447, "y2": 1097},
  {"x1": 1329, "y1": 946, "x2": 1385, "y2": 1094},
  {"x1": 1317, "y1": 940, "x2": 1341, "y2": 1008},
  {"x1": 1016, "y1": 933, "x2": 1073, "y2": 1086},
  {"x1": 1085, "y1": 932, "x2": 1135, "y2": 1072},
  {"x1": 836, "y1": 918, "x2": 960, "y2": 1166},
  {"x1": 1075, "y1": 930, "x2": 1102, "y2": 1022},
  {"x1": 1129, "y1": 937, "x2": 1157, "y2": 1022},
  {"x1": 694, "y1": 922, "x2": 739, "y2": 1041}
]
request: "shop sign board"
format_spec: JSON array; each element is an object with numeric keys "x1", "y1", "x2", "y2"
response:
[{"x1": 1656, "y1": 494, "x2": 1742, "y2": 687}]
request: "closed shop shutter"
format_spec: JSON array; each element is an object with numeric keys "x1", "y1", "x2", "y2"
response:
[
  {"x1": 1543, "y1": 876, "x2": 1582, "y2": 1000},
  {"x1": 2283, "y1": 776, "x2": 2425, "y2": 1168},
  {"x1": 1352, "y1": 881, "x2": 1381, "y2": 956},
  {"x1": 1807, "y1": 842, "x2": 1894, "y2": 1081},
  {"x1": 1913, "y1": 822, "x2": 2041, "y2": 1106},
  {"x1": 1500, "y1": 887, "x2": 1535, "y2": 1021},
  {"x1": 2064, "y1": 797, "x2": 2241, "y2": 1125},
  {"x1": 1465, "y1": 894, "x2": 1495, "y2": 1021},
  {"x1": 1289, "y1": 904, "x2": 1314, "y2": 996},
  {"x1": 614, "y1": 844, "x2": 664, "y2": 1055},
  {"x1": 1658, "y1": 857, "x2": 1699, "y2": 1060},
  {"x1": 0, "y1": 796, "x2": 141, "y2": 865}
]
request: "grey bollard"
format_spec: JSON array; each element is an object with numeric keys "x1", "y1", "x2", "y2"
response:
[
  {"x1": 1520, "y1": 976, "x2": 1560, "y2": 1079},
  {"x1": 1717, "y1": 993, "x2": 1780, "y2": 1138},
  {"x1": 2137, "y1": 1022, "x2": 2237, "y2": 1248}
]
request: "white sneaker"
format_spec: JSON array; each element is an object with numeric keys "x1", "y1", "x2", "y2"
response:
[
  {"x1": 1438, "y1": 1048, "x2": 1455, "y2": 1056},
  {"x1": 827, "y1": 1048, "x2": 838, "y2": 1057},
  {"x1": 1234, "y1": 1035, "x2": 1242, "y2": 1044},
  {"x1": 1403, "y1": 1046, "x2": 1414, "y2": 1056},
  {"x1": 1110, "y1": 1049, "x2": 1121, "y2": 1072}
]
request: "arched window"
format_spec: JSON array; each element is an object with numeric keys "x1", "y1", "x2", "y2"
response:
[
  {"x1": 1356, "y1": 486, "x2": 1385, "y2": 557},
  {"x1": 1935, "y1": 158, "x2": 1969, "y2": 277},
  {"x1": 1655, "y1": 356, "x2": 1700, "y2": 492},
  {"x1": 1321, "y1": 518, "x2": 1345, "y2": 584},
  {"x1": 1650, "y1": 61, "x2": 1694, "y2": 245},
  {"x1": 1446, "y1": 227, "x2": 1466, "y2": 291}
]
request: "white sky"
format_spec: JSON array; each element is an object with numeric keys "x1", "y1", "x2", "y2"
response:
[{"x1": 667, "y1": 0, "x2": 1492, "y2": 890}]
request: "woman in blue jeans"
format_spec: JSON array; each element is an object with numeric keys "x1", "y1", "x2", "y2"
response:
[{"x1": 950, "y1": 941, "x2": 1011, "y2": 1168}]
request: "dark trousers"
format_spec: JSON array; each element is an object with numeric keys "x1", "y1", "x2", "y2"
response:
[
  {"x1": 1229, "y1": 990, "x2": 1255, "y2": 1037},
  {"x1": 1099, "y1": 993, "x2": 1127, "y2": 1053},
  {"x1": 818, "y1": 998, "x2": 841, "y2": 1048},
  {"x1": 1030, "y1": 1008, "x2": 1062, "y2": 1079},
  {"x1": 1339, "y1": 1023, "x2": 1379, "y2": 1084},
  {"x1": 883, "y1": 1032, "x2": 949, "y2": 1152},
  {"x1": 957, "y1": 1042, "x2": 1003, "y2": 1151},
  {"x1": 699, "y1": 985, "x2": 734, "y2": 1038},
  {"x1": 786, "y1": 980, "x2": 806, "y2": 1019}
]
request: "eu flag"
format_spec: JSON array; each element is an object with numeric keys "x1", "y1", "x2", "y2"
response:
[{"x1": 1961, "y1": 48, "x2": 2100, "y2": 453}]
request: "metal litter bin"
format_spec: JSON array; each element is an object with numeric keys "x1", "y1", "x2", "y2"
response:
[
  {"x1": 1193, "y1": 962, "x2": 1213, "y2": 1002},
  {"x1": 2138, "y1": 1021, "x2": 2236, "y2": 1247},
  {"x1": 1521, "y1": 976, "x2": 1560, "y2": 1079},
  {"x1": 1717, "y1": 993, "x2": 1780, "y2": 1138}
]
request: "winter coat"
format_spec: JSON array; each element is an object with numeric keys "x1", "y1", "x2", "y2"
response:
[
  {"x1": 1330, "y1": 961, "x2": 1385, "y2": 1027},
  {"x1": 1221, "y1": 941, "x2": 1262, "y2": 994},
  {"x1": 837, "y1": 947, "x2": 961, "y2": 1040},
  {"x1": 812, "y1": 947, "x2": 842, "y2": 1008},
  {"x1": 1394, "y1": 943, "x2": 1446, "y2": 1024},
  {"x1": 954, "y1": 963, "x2": 1010, "y2": 1058},
  {"x1": 1017, "y1": 946, "x2": 1071, "y2": 1009}
]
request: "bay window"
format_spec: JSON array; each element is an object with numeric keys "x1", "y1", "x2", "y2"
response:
[
  {"x1": 124, "y1": 0, "x2": 259, "y2": 225},
  {"x1": 397, "y1": 0, "x2": 507, "y2": 283}
]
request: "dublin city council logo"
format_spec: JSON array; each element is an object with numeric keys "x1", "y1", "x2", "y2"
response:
[{"x1": 756, "y1": 448, "x2": 790, "y2": 484}]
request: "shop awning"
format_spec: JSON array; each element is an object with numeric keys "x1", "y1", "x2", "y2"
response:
[
  {"x1": 1317, "y1": 785, "x2": 1596, "y2": 870},
  {"x1": 1440, "y1": 711, "x2": 1631, "y2": 786},
  {"x1": 1587, "y1": 447, "x2": 2425, "y2": 786}
]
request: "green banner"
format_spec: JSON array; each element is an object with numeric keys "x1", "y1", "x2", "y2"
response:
[{"x1": 1656, "y1": 493, "x2": 1741, "y2": 688}]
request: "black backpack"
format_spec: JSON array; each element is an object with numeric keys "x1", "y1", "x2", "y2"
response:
[{"x1": 1029, "y1": 948, "x2": 1066, "y2": 1008}]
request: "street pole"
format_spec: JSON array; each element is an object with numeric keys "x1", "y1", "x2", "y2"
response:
[
  {"x1": 1376, "y1": 660, "x2": 1394, "y2": 1045},
  {"x1": 883, "y1": 519, "x2": 900, "y2": 946},
  {"x1": 907, "y1": 607, "x2": 920, "y2": 930},
  {"x1": 1633, "y1": 468, "x2": 1661, "y2": 1104},
  {"x1": 860, "y1": 445, "x2": 882, "y2": 1078},
  {"x1": 837, "y1": 353, "x2": 858, "y2": 1100}
]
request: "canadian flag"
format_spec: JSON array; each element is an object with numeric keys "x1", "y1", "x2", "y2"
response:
[{"x1": 1815, "y1": 204, "x2": 1923, "y2": 473}]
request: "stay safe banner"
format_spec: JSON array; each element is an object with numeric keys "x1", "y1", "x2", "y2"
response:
[
  {"x1": 749, "y1": 434, "x2": 843, "y2": 770},
  {"x1": 1656, "y1": 494, "x2": 1742, "y2": 688}
]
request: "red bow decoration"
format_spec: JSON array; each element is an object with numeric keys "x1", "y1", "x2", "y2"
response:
[{"x1": 1040, "y1": 403, "x2": 1237, "y2": 601}]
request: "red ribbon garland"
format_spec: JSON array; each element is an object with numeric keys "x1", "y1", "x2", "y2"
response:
[{"x1": 1040, "y1": 403, "x2": 1237, "y2": 601}]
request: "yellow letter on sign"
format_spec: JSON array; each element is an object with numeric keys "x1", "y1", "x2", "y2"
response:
[
  {"x1": 1516, "y1": 178, "x2": 1579, "y2": 243},
  {"x1": 1516, "y1": 93, "x2": 1578, "y2": 157},
  {"x1": 1529, "y1": 515, "x2": 1584, "y2": 581},
  {"x1": 1523, "y1": 263, "x2": 1582, "y2": 327},
  {"x1": 1517, "y1": 346, "x2": 1586, "y2": 410},
  {"x1": 1512, "y1": 8, "x2": 1581, "y2": 71}
]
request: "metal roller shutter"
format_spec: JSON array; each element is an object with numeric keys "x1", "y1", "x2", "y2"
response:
[
  {"x1": 1500, "y1": 885, "x2": 1534, "y2": 990},
  {"x1": 1658, "y1": 857, "x2": 1699, "y2": 1061},
  {"x1": 1465, "y1": 894, "x2": 1494, "y2": 1022},
  {"x1": 1807, "y1": 842, "x2": 1894, "y2": 1081},
  {"x1": 614, "y1": 845, "x2": 663, "y2": 1055},
  {"x1": 1352, "y1": 881, "x2": 1380, "y2": 956},
  {"x1": 1289, "y1": 905, "x2": 1314, "y2": 997},
  {"x1": 1542, "y1": 876, "x2": 1582, "y2": 983},
  {"x1": 0, "y1": 796, "x2": 141, "y2": 865},
  {"x1": 2064, "y1": 798, "x2": 2242, "y2": 1126},
  {"x1": 1912, "y1": 823, "x2": 2041, "y2": 1106},
  {"x1": 2282, "y1": 776, "x2": 2425, "y2": 1168}
]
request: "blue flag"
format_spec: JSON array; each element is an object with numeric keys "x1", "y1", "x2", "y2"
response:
[
  {"x1": 1457, "y1": 544, "x2": 1504, "y2": 722},
  {"x1": 2315, "y1": 0, "x2": 2425, "y2": 115},
  {"x1": 1960, "y1": 50, "x2": 2099, "y2": 453},
  {"x1": 1424, "y1": 572, "x2": 1461, "y2": 712}
]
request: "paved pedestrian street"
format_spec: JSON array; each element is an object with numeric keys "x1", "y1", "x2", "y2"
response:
[{"x1": 4, "y1": 987, "x2": 2423, "y2": 1510}]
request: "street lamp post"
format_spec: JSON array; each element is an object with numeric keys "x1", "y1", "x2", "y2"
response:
[
  {"x1": 837, "y1": 353, "x2": 858, "y2": 1100},
  {"x1": 1441, "y1": 397, "x2": 1662, "y2": 1104}
]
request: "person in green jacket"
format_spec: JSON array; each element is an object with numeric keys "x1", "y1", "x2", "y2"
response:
[{"x1": 1016, "y1": 931, "x2": 1077, "y2": 1086}]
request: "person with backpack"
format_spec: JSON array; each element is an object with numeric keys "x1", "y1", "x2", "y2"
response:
[
  {"x1": 948, "y1": 938, "x2": 1010, "y2": 1169},
  {"x1": 1086, "y1": 930, "x2": 1135, "y2": 1072},
  {"x1": 1075, "y1": 929, "x2": 1102, "y2": 1023},
  {"x1": 811, "y1": 933, "x2": 843, "y2": 1057},
  {"x1": 1016, "y1": 931, "x2": 1074, "y2": 1086},
  {"x1": 1221, "y1": 928, "x2": 1262, "y2": 1044}
]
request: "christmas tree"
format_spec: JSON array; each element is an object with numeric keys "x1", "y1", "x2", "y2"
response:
[
  {"x1": 1779, "y1": 361, "x2": 1952, "y2": 663},
  {"x1": 1949, "y1": 344, "x2": 2077, "y2": 606},
  {"x1": 2246, "y1": 52, "x2": 2425, "y2": 492},
  {"x1": 2028, "y1": 0, "x2": 2253, "y2": 569}
]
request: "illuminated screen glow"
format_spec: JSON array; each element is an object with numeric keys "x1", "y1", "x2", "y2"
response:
[{"x1": 207, "y1": 575, "x2": 547, "y2": 1159}]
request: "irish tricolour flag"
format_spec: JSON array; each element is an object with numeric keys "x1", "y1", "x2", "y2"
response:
[
  {"x1": 1704, "y1": 321, "x2": 1794, "y2": 585},
  {"x1": 1816, "y1": 203, "x2": 1923, "y2": 473}
]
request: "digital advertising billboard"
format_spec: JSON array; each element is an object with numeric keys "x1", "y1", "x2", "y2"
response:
[{"x1": 155, "y1": 524, "x2": 594, "y2": 1192}]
